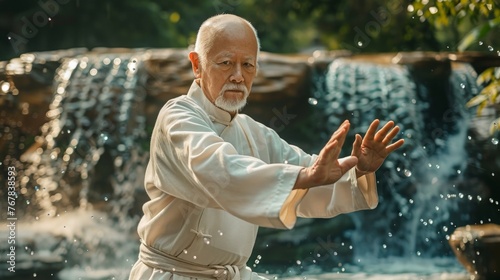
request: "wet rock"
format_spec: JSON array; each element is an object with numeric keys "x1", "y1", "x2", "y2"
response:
[{"x1": 449, "y1": 224, "x2": 500, "y2": 280}]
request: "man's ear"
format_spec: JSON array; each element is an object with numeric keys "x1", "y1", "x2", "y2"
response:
[{"x1": 188, "y1": 51, "x2": 201, "y2": 78}]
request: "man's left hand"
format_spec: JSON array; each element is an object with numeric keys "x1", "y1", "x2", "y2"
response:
[{"x1": 351, "y1": 119, "x2": 405, "y2": 177}]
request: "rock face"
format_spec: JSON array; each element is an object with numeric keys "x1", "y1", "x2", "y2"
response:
[{"x1": 449, "y1": 224, "x2": 500, "y2": 280}]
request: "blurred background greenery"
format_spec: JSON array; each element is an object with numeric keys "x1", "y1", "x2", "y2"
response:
[{"x1": 1, "y1": 0, "x2": 499, "y2": 61}]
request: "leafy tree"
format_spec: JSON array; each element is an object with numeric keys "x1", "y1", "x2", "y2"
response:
[{"x1": 408, "y1": 0, "x2": 500, "y2": 133}]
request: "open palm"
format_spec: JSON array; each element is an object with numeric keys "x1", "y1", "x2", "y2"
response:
[{"x1": 351, "y1": 119, "x2": 405, "y2": 174}]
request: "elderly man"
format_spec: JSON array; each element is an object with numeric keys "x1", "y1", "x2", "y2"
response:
[{"x1": 129, "y1": 14, "x2": 404, "y2": 280}]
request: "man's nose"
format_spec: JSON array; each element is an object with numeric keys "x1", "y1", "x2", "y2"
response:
[{"x1": 229, "y1": 64, "x2": 244, "y2": 83}]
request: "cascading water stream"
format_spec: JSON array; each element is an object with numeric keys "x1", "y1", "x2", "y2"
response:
[
  {"x1": 20, "y1": 52, "x2": 148, "y2": 223},
  {"x1": 4, "y1": 52, "x2": 150, "y2": 277},
  {"x1": 312, "y1": 58, "x2": 485, "y2": 265}
]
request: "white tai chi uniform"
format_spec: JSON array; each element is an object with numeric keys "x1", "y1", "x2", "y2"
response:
[{"x1": 129, "y1": 81, "x2": 378, "y2": 280}]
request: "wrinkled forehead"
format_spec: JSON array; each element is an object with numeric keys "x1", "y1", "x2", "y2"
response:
[
  {"x1": 204, "y1": 18, "x2": 258, "y2": 57},
  {"x1": 207, "y1": 24, "x2": 258, "y2": 59}
]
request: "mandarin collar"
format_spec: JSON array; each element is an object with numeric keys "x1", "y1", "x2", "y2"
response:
[{"x1": 187, "y1": 81, "x2": 234, "y2": 125}]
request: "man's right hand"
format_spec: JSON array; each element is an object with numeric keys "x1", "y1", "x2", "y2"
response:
[{"x1": 293, "y1": 120, "x2": 358, "y2": 190}]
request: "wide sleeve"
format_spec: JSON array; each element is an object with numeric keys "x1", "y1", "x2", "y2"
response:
[
  {"x1": 148, "y1": 99, "x2": 303, "y2": 229},
  {"x1": 295, "y1": 168, "x2": 378, "y2": 218},
  {"x1": 247, "y1": 120, "x2": 379, "y2": 225}
]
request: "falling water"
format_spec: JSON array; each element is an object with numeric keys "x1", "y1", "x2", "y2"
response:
[
  {"x1": 3, "y1": 51, "x2": 150, "y2": 277},
  {"x1": 312, "y1": 57, "x2": 484, "y2": 264},
  {"x1": 19, "y1": 52, "x2": 148, "y2": 220}
]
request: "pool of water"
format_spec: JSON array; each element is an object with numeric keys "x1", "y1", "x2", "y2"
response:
[{"x1": 55, "y1": 257, "x2": 469, "y2": 280}]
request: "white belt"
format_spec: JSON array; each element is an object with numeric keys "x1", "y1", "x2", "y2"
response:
[{"x1": 139, "y1": 242, "x2": 243, "y2": 280}]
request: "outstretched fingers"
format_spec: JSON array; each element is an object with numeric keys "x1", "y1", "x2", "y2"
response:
[
  {"x1": 364, "y1": 119, "x2": 380, "y2": 141},
  {"x1": 374, "y1": 120, "x2": 395, "y2": 142},
  {"x1": 381, "y1": 125, "x2": 401, "y2": 145},
  {"x1": 385, "y1": 138, "x2": 405, "y2": 153}
]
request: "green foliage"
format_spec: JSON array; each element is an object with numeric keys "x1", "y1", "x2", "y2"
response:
[
  {"x1": 458, "y1": 17, "x2": 500, "y2": 51},
  {"x1": 408, "y1": 0, "x2": 500, "y2": 50},
  {"x1": 466, "y1": 67, "x2": 500, "y2": 134},
  {"x1": 410, "y1": 0, "x2": 500, "y2": 134},
  {"x1": 0, "y1": 0, "x2": 448, "y2": 60}
]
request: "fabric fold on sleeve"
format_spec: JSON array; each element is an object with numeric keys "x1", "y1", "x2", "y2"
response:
[{"x1": 295, "y1": 168, "x2": 379, "y2": 219}]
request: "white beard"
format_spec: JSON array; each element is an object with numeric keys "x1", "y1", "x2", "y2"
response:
[{"x1": 214, "y1": 83, "x2": 249, "y2": 112}]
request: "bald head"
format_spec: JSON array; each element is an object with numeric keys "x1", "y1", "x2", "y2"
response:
[{"x1": 194, "y1": 14, "x2": 261, "y2": 68}]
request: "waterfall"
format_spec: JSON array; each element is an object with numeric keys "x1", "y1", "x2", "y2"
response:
[
  {"x1": 313, "y1": 57, "x2": 482, "y2": 261},
  {"x1": 19, "y1": 52, "x2": 149, "y2": 223}
]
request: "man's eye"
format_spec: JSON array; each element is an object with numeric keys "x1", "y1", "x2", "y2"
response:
[
  {"x1": 220, "y1": 61, "x2": 230, "y2": 65},
  {"x1": 244, "y1": 63, "x2": 254, "y2": 68}
]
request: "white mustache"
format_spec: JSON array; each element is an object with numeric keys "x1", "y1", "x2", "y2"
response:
[{"x1": 220, "y1": 83, "x2": 248, "y2": 95}]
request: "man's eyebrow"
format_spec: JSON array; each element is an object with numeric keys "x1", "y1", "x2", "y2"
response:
[{"x1": 215, "y1": 51, "x2": 233, "y2": 59}]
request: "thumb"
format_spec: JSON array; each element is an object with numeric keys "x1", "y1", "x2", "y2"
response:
[
  {"x1": 338, "y1": 156, "x2": 358, "y2": 173},
  {"x1": 351, "y1": 134, "x2": 362, "y2": 157}
]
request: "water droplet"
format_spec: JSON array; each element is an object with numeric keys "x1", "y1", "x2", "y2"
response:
[
  {"x1": 382, "y1": 244, "x2": 387, "y2": 249},
  {"x1": 479, "y1": 41, "x2": 484, "y2": 45},
  {"x1": 416, "y1": 251, "x2": 421, "y2": 256},
  {"x1": 435, "y1": 206, "x2": 440, "y2": 211},
  {"x1": 460, "y1": 83, "x2": 465, "y2": 89},
  {"x1": 296, "y1": 260, "x2": 302, "y2": 265},
  {"x1": 308, "y1": 97, "x2": 318, "y2": 105},
  {"x1": 457, "y1": 169, "x2": 461, "y2": 174},
  {"x1": 193, "y1": 256, "x2": 197, "y2": 259},
  {"x1": 404, "y1": 169, "x2": 412, "y2": 177},
  {"x1": 468, "y1": 135, "x2": 472, "y2": 140},
  {"x1": 104, "y1": 197, "x2": 108, "y2": 202},
  {"x1": 492, "y1": 173, "x2": 495, "y2": 177},
  {"x1": 357, "y1": 41, "x2": 363, "y2": 47},
  {"x1": 33, "y1": 273, "x2": 37, "y2": 277},
  {"x1": 409, "y1": 199, "x2": 414, "y2": 204},
  {"x1": 492, "y1": 138, "x2": 499, "y2": 145},
  {"x1": 488, "y1": 45, "x2": 494, "y2": 51}
]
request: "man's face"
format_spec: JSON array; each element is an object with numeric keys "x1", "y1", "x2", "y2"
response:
[{"x1": 192, "y1": 26, "x2": 258, "y2": 114}]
